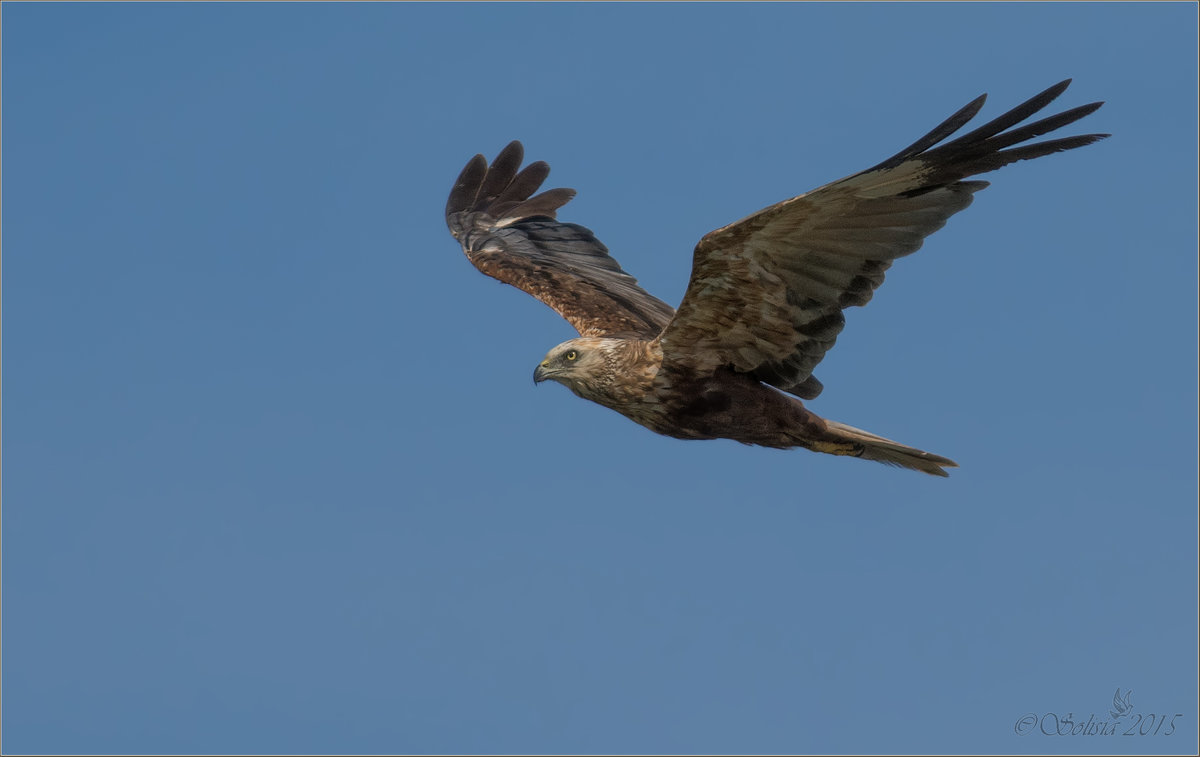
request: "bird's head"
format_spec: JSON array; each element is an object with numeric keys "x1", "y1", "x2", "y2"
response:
[
  {"x1": 532, "y1": 338, "x2": 613, "y2": 396},
  {"x1": 532, "y1": 333, "x2": 628, "y2": 400}
]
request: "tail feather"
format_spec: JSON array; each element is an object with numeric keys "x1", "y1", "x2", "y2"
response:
[{"x1": 823, "y1": 419, "x2": 958, "y2": 477}]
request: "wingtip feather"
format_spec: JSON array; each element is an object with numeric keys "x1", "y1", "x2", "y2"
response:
[{"x1": 445, "y1": 153, "x2": 488, "y2": 220}]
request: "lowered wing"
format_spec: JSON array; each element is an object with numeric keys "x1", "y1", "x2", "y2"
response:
[
  {"x1": 446, "y1": 141, "x2": 675, "y2": 338},
  {"x1": 656, "y1": 80, "x2": 1108, "y2": 399}
]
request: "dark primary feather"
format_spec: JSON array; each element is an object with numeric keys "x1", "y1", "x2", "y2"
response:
[
  {"x1": 657, "y1": 79, "x2": 1108, "y2": 399},
  {"x1": 446, "y1": 141, "x2": 675, "y2": 338}
]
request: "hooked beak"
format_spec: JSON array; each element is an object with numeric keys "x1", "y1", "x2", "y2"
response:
[{"x1": 533, "y1": 361, "x2": 551, "y2": 385}]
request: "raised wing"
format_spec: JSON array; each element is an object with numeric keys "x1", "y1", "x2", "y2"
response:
[
  {"x1": 446, "y1": 141, "x2": 675, "y2": 338},
  {"x1": 657, "y1": 80, "x2": 1108, "y2": 399}
]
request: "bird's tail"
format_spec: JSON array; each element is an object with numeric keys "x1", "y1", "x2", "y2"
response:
[{"x1": 822, "y1": 419, "x2": 958, "y2": 477}]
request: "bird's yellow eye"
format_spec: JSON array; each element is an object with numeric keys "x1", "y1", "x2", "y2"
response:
[{"x1": 565, "y1": 350, "x2": 578, "y2": 361}]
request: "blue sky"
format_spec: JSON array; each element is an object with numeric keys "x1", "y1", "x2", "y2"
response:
[{"x1": 3, "y1": 2, "x2": 1196, "y2": 754}]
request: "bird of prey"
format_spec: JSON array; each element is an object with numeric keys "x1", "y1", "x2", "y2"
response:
[{"x1": 445, "y1": 80, "x2": 1106, "y2": 476}]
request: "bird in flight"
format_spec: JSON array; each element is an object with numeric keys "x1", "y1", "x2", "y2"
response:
[{"x1": 445, "y1": 80, "x2": 1106, "y2": 476}]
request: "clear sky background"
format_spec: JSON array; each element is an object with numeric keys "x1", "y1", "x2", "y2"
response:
[{"x1": 3, "y1": 2, "x2": 1197, "y2": 755}]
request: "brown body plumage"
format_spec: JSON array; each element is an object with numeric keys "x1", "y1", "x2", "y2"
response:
[
  {"x1": 531, "y1": 336, "x2": 945, "y2": 473},
  {"x1": 445, "y1": 81, "x2": 1108, "y2": 476}
]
